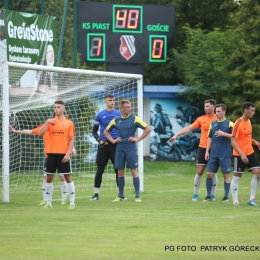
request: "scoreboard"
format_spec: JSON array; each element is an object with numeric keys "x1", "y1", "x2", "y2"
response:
[{"x1": 77, "y1": 2, "x2": 175, "y2": 64}]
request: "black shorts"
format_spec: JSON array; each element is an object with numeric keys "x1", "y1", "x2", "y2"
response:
[
  {"x1": 45, "y1": 154, "x2": 72, "y2": 175},
  {"x1": 196, "y1": 147, "x2": 208, "y2": 166},
  {"x1": 96, "y1": 142, "x2": 117, "y2": 165},
  {"x1": 233, "y1": 153, "x2": 260, "y2": 173}
]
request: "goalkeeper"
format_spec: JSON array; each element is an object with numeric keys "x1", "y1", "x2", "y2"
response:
[{"x1": 90, "y1": 94, "x2": 121, "y2": 201}]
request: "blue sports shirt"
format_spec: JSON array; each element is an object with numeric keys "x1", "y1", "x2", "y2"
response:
[
  {"x1": 208, "y1": 119, "x2": 234, "y2": 158},
  {"x1": 94, "y1": 109, "x2": 121, "y2": 141},
  {"x1": 106, "y1": 114, "x2": 147, "y2": 151}
]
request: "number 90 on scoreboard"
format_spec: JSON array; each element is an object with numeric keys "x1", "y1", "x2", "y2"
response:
[{"x1": 78, "y1": 2, "x2": 174, "y2": 64}]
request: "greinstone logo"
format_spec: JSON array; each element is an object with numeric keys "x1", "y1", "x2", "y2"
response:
[
  {"x1": 52, "y1": 130, "x2": 64, "y2": 136},
  {"x1": 7, "y1": 21, "x2": 54, "y2": 42}
]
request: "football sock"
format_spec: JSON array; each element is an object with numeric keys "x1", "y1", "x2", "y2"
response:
[
  {"x1": 133, "y1": 177, "x2": 140, "y2": 198},
  {"x1": 114, "y1": 169, "x2": 119, "y2": 192},
  {"x1": 231, "y1": 176, "x2": 240, "y2": 203},
  {"x1": 206, "y1": 178, "x2": 213, "y2": 197},
  {"x1": 42, "y1": 178, "x2": 47, "y2": 201},
  {"x1": 94, "y1": 188, "x2": 100, "y2": 194},
  {"x1": 249, "y1": 174, "x2": 259, "y2": 200},
  {"x1": 194, "y1": 173, "x2": 202, "y2": 195},
  {"x1": 212, "y1": 172, "x2": 218, "y2": 196},
  {"x1": 94, "y1": 164, "x2": 105, "y2": 188},
  {"x1": 118, "y1": 176, "x2": 125, "y2": 198},
  {"x1": 67, "y1": 182, "x2": 75, "y2": 205},
  {"x1": 224, "y1": 181, "x2": 231, "y2": 198},
  {"x1": 46, "y1": 182, "x2": 53, "y2": 205},
  {"x1": 61, "y1": 180, "x2": 68, "y2": 200}
]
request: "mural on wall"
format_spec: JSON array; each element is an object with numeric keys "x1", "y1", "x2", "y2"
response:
[{"x1": 150, "y1": 99, "x2": 203, "y2": 162}]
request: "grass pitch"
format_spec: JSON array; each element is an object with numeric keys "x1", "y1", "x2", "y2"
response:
[{"x1": 1, "y1": 161, "x2": 259, "y2": 260}]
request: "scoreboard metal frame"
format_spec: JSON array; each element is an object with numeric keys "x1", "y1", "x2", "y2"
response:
[{"x1": 78, "y1": 2, "x2": 174, "y2": 64}]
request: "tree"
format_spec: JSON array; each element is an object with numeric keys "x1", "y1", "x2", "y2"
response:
[
  {"x1": 143, "y1": 0, "x2": 239, "y2": 85},
  {"x1": 166, "y1": 27, "x2": 233, "y2": 104},
  {"x1": 224, "y1": 0, "x2": 260, "y2": 142}
]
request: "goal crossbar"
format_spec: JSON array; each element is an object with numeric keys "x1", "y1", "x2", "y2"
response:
[{"x1": 0, "y1": 61, "x2": 144, "y2": 203}]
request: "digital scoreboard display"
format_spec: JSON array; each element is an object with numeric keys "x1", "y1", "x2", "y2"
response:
[{"x1": 78, "y1": 2, "x2": 174, "y2": 64}]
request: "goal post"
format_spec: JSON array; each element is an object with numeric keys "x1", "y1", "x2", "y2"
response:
[{"x1": 0, "y1": 61, "x2": 144, "y2": 203}]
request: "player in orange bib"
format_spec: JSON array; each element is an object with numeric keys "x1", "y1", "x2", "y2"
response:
[
  {"x1": 231, "y1": 102, "x2": 260, "y2": 206},
  {"x1": 169, "y1": 99, "x2": 218, "y2": 201},
  {"x1": 39, "y1": 100, "x2": 76, "y2": 209},
  {"x1": 9, "y1": 122, "x2": 76, "y2": 205}
]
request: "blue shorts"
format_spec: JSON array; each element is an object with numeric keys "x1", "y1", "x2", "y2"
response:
[
  {"x1": 207, "y1": 157, "x2": 232, "y2": 173},
  {"x1": 115, "y1": 150, "x2": 138, "y2": 169}
]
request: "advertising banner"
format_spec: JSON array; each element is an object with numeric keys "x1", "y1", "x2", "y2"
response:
[{"x1": 3, "y1": 10, "x2": 56, "y2": 66}]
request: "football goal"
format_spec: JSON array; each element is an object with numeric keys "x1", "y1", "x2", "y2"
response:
[{"x1": 0, "y1": 61, "x2": 143, "y2": 203}]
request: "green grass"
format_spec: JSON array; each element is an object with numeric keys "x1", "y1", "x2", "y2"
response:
[{"x1": 1, "y1": 161, "x2": 260, "y2": 260}]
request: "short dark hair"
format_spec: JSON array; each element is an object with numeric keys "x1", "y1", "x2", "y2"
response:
[
  {"x1": 242, "y1": 102, "x2": 255, "y2": 111},
  {"x1": 204, "y1": 99, "x2": 216, "y2": 106},
  {"x1": 55, "y1": 100, "x2": 65, "y2": 106},
  {"x1": 105, "y1": 94, "x2": 115, "y2": 99},
  {"x1": 215, "y1": 103, "x2": 226, "y2": 111}
]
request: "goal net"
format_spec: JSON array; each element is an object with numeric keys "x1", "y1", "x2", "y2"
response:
[{"x1": 0, "y1": 61, "x2": 143, "y2": 202}]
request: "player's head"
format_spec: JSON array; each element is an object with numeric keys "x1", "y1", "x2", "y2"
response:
[
  {"x1": 215, "y1": 103, "x2": 226, "y2": 120},
  {"x1": 120, "y1": 99, "x2": 131, "y2": 116},
  {"x1": 204, "y1": 99, "x2": 216, "y2": 115},
  {"x1": 54, "y1": 100, "x2": 65, "y2": 116},
  {"x1": 105, "y1": 94, "x2": 115, "y2": 110},
  {"x1": 242, "y1": 102, "x2": 255, "y2": 119},
  {"x1": 215, "y1": 103, "x2": 226, "y2": 111}
]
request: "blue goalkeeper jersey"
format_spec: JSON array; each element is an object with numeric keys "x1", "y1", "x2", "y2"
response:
[
  {"x1": 106, "y1": 114, "x2": 147, "y2": 151},
  {"x1": 208, "y1": 118, "x2": 234, "y2": 158},
  {"x1": 94, "y1": 109, "x2": 121, "y2": 141}
]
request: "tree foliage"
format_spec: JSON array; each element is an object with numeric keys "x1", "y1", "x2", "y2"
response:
[
  {"x1": 143, "y1": 0, "x2": 239, "y2": 85},
  {"x1": 171, "y1": 27, "x2": 233, "y2": 104},
  {"x1": 223, "y1": 0, "x2": 260, "y2": 142}
]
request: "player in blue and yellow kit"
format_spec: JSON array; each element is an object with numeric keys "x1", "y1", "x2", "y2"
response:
[
  {"x1": 104, "y1": 99, "x2": 151, "y2": 202},
  {"x1": 204, "y1": 104, "x2": 234, "y2": 202}
]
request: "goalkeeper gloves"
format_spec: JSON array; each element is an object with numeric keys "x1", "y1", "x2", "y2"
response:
[{"x1": 99, "y1": 140, "x2": 108, "y2": 148}]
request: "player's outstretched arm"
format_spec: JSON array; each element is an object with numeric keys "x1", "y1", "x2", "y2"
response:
[
  {"x1": 9, "y1": 124, "x2": 33, "y2": 135},
  {"x1": 169, "y1": 124, "x2": 195, "y2": 142}
]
